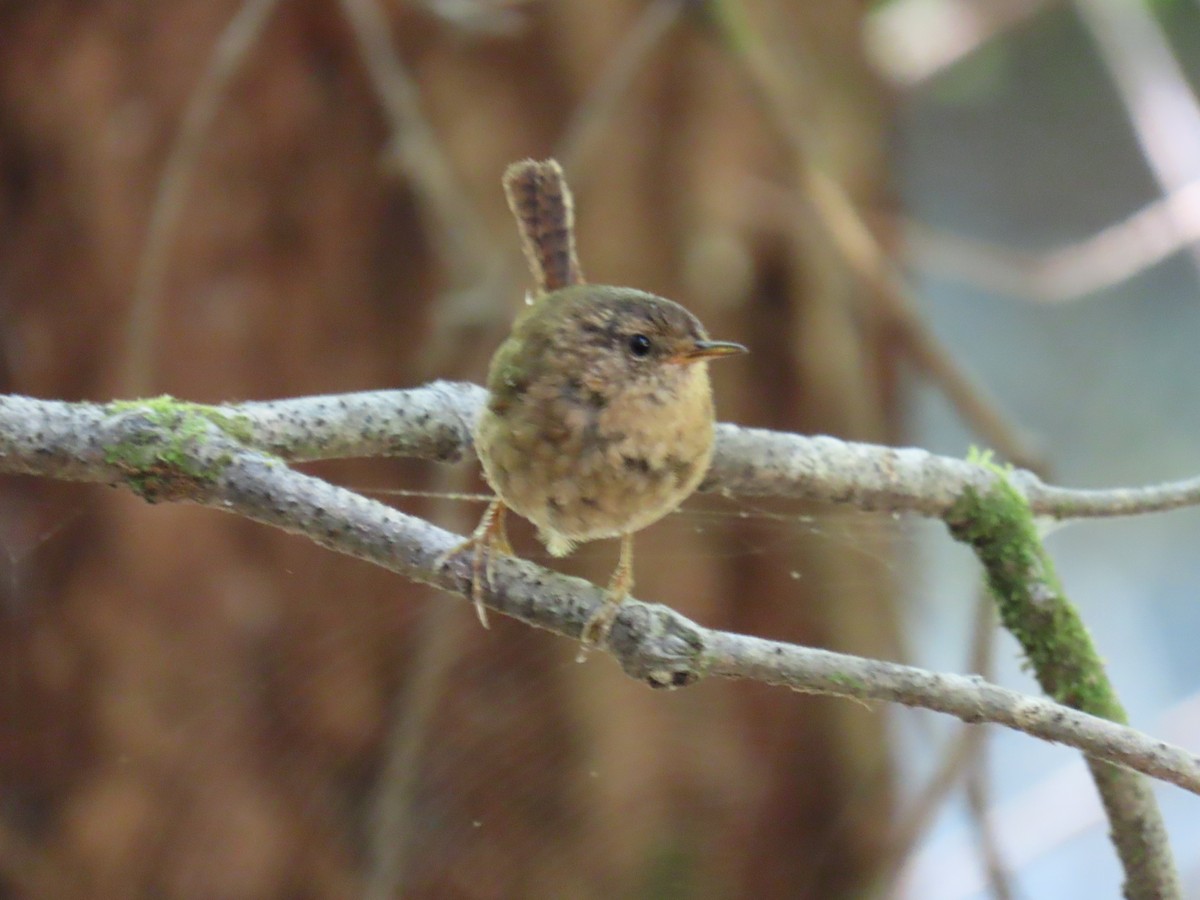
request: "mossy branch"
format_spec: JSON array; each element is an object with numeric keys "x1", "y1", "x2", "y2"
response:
[{"x1": 947, "y1": 458, "x2": 1179, "y2": 900}]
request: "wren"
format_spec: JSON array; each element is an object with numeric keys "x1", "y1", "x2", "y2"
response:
[{"x1": 442, "y1": 160, "x2": 745, "y2": 647}]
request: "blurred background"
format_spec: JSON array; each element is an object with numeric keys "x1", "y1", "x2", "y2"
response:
[{"x1": 0, "y1": 1, "x2": 1198, "y2": 897}]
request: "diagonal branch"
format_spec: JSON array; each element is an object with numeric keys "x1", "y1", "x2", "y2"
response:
[
  {"x1": 702, "y1": 0, "x2": 1042, "y2": 471},
  {"x1": 338, "y1": 0, "x2": 494, "y2": 283},
  {"x1": 1074, "y1": 0, "x2": 1200, "y2": 283},
  {"x1": 949, "y1": 467, "x2": 1180, "y2": 899}
]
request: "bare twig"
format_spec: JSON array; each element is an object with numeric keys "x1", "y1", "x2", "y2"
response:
[
  {"x1": 412, "y1": 0, "x2": 531, "y2": 36},
  {"x1": 553, "y1": 0, "x2": 684, "y2": 179},
  {"x1": 875, "y1": 591, "x2": 998, "y2": 895},
  {"x1": 962, "y1": 597, "x2": 1015, "y2": 900},
  {"x1": 704, "y1": 418, "x2": 1200, "y2": 520},
  {"x1": 965, "y1": 741, "x2": 1016, "y2": 900},
  {"x1": 337, "y1": 13, "x2": 512, "y2": 867},
  {"x1": 866, "y1": 0, "x2": 1052, "y2": 89},
  {"x1": 876, "y1": 725, "x2": 987, "y2": 899},
  {"x1": 905, "y1": 182, "x2": 1200, "y2": 303},
  {"x1": 123, "y1": 0, "x2": 283, "y2": 394},
  {"x1": 0, "y1": 394, "x2": 1197, "y2": 798},
  {"x1": 338, "y1": 0, "x2": 494, "y2": 284},
  {"x1": 705, "y1": 0, "x2": 1042, "y2": 471},
  {"x1": 704, "y1": 632, "x2": 1200, "y2": 796},
  {"x1": 364, "y1": 580, "x2": 467, "y2": 900},
  {"x1": 338, "y1": 0, "x2": 512, "y2": 384},
  {"x1": 1074, "y1": 0, "x2": 1200, "y2": 282}
]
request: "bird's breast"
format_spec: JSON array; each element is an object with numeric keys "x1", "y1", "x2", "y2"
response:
[{"x1": 476, "y1": 367, "x2": 716, "y2": 551}]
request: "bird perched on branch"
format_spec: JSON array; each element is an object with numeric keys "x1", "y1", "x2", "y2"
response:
[{"x1": 441, "y1": 158, "x2": 745, "y2": 647}]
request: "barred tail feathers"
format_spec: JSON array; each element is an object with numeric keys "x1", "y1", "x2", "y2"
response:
[{"x1": 502, "y1": 158, "x2": 584, "y2": 295}]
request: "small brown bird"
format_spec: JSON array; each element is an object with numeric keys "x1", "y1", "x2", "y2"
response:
[{"x1": 443, "y1": 160, "x2": 745, "y2": 646}]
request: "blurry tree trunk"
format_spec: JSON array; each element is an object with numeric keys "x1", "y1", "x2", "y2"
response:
[{"x1": 0, "y1": 2, "x2": 896, "y2": 897}]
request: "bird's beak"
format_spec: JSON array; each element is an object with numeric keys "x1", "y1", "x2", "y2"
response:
[{"x1": 670, "y1": 340, "x2": 748, "y2": 365}]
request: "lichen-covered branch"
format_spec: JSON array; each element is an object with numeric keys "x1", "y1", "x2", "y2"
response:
[
  {"x1": 4, "y1": 385, "x2": 1188, "y2": 521},
  {"x1": 0, "y1": 394, "x2": 1197, "y2": 804},
  {"x1": 947, "y1": 465, "x2": 1180, "y2": 900}
]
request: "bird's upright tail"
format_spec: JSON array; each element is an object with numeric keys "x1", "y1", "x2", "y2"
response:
[{"x1": 502, "y1": 158, "x2": 585, "y2": 295}]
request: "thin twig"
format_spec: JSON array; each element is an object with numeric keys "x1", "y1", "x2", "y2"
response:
[
  {"x1": 364, "y1": 573, "x2": 467, "y2": 900},
  {"x1": 123, "y1": 0, "x2": 283, "y2": 395},
  {"x1": 965, "y1": 740, "x2": 1016, "y2": 900},
  {"x1": 337, "y1": 0, "x2": 512, "y2": 375},
  {"x1": 337, "y1": 0, "x2": 495, "y2": 285},
  {"x1": 339, "y1": 16, "x2": 512, "y2": 865},
  {"x1": 866, "y1": 0, "x2": 1051, "y2": 89},
  {"x1": 876, "y1": 727, "x2": 987, "y2": 898},
  {"x1": 904, "y1": 181, "x2": 1200, "y2": 303},
  {"x1": 875, "y1": 591, "x2": 998, "y2": 895},
  {"x1": 1074, "y1": 0, "x2": 1200, "y2": 282},
  {"x1": 962, "y1": 597, "x2": 1015, "y2": 900},
  {"x1": 705, "y1": 632, "x2": 1200, "y2": 796},
  {"x1": 705, "y1": 0, "x2": 1043, "y2": 471},
  {"x1": 553, "y1": 0, "x2": 684, "y2": 179}
]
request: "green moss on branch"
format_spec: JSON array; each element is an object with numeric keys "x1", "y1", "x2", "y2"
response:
[
  {"x1": 947, "y1": 454, "x2": 1179, "y2": 899},
  {"x1": 947, "y1": 460, "x2": 1125, "y2": 720},
  {"x1": 103, "y1": 396, "x2": 246, "y2": 502}
]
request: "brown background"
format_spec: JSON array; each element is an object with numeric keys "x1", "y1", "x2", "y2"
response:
[{"x1": 0, "y1": 2, "x2": 900, "y2": 896}]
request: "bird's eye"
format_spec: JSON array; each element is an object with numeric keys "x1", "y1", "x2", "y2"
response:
[{"x1": 628, "y1": 334, "x2": 653, "y2": 357}]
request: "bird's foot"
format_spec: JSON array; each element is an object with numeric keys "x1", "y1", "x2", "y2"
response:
[
  {"x1": 435, "y1": 499, "x2": 511, "y2": 628},
  {"x1": 576, "y1": 533, "x2": 634, "y2": 661}
]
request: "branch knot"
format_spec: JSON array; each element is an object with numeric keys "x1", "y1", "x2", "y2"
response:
[{"x1": 606, "y1": 602, "x2": 708, "y2": 688}]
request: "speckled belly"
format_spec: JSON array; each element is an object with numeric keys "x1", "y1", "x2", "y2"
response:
[{"x1": 476, "y1": 396, "x2": 714, "y2": 556}]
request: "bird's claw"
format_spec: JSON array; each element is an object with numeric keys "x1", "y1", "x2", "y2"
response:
[
  {"x1": 576, "y1": 532, "x2": 635, "y2": 661},
  {"x1": 436, "y1": 499, "x2": 511, "y2": 628}
]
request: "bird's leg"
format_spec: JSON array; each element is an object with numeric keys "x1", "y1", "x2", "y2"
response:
[
  {"x1": 580, "y1": 532, "x2": 635, "y2": 650},
  {"x1": 435, "y1": 498, "x2": 511, "y2": 628}
]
